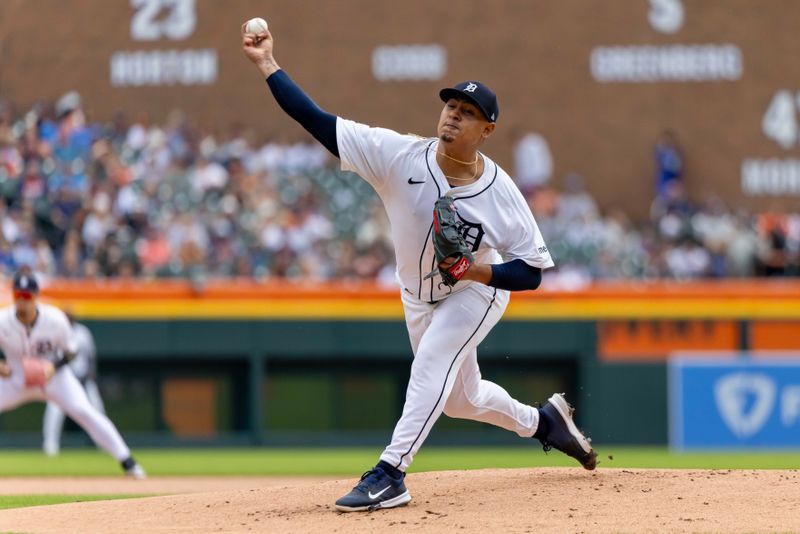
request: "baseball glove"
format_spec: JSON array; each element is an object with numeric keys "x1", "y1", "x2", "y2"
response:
[
  {"x1": 22, "y1": 357, "x2": 55, "y2": 388},
  {"x1": 425, "y1": 196, "x2": 474, "y2": 287}
]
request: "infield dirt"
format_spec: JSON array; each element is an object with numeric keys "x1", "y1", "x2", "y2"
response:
[{"x1": 0, "y1": 468, "x2": 797, "y2": 533}]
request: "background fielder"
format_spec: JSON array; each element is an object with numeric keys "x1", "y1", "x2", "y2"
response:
[
  {"x1": 42, "y1": 311, "x2": 105, "y2": 457},
  {"x1": 0, "y1": 270, "x2": 145, "y2": 478},
  {"x1": 242, "y1": 19, "x2": 596, "y2": 513}
]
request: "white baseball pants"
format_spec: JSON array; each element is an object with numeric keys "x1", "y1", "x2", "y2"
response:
[
  {"x1": 0, "y1": 368, "x2": 130, "y2": 461},
  {"x1": 380, "y1": 283, "x2": 540, "y2": 471},
  {"x1": 43, "y1": 378, "x2": 106, "y2": 456}
]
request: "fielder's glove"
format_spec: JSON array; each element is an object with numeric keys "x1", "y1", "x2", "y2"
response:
[
  {"x1": 425, "y1": 196, "x2": 474, "y2": 287},
  {"x1": 22, "y1": 357, "x2": 55, "y2": 388}
]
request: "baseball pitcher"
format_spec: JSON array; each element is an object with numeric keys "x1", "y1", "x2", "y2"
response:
[{"x1": 242, "y1": 20, "x2": 596, "y2": 512}]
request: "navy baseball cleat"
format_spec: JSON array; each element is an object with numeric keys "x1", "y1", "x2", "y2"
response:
[
  {"x1": 335, "y1": 465, "x2": 411, "y2": 512},
  {"x1": 536, "y1": 393, "x2": 597, "y2": 470},
  {"x1": 121, "y1": 456, "x2": 147, "y2": 479}
]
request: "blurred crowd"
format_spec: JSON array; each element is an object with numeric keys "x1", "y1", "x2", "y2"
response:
[
  {"x1": 531, "y1": 175, "x2": 800, "y2": 288},
  {"x1": 0, "y1": 92, "x2": 394, "y2": 284},
  {"x1": 0, "y1": 92, "x2": 798, "y2": 285}
]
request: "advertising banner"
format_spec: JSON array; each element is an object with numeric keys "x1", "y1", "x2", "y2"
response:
[{"x1": 669, "y1": 354, "x2": 800, "y2": 449}]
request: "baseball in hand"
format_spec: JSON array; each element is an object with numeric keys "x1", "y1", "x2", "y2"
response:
[{"x1": 246, "y1": 17, "x2": 269, "y2": 35}]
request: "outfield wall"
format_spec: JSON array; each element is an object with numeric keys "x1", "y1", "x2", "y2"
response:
[
  {"x1": 1, "y1": 279, "x2": 799, "y2": 446},
  {"x1": 4, "y1": 0, "x2": 800, "y2": 215}
]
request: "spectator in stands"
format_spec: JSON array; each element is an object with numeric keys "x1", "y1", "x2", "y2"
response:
[
  {"x1": 654, "y1": 130, "x2": 684, "y2": 199},
  {"x1": 757, "y1": 211, "x2": 791, "y2": 276},
  {"x1": 724, "y1": 211, "x2": 758, "y2": 277},
  {"x1": 664, "y1": 235, "x2": 712, "y2": 279},
  {"x1": 513, "y1": 129, "x2": 553, "y2": 195},
  {"x1": 558, "y1": 173, "x2": 598, "y2": 224}
]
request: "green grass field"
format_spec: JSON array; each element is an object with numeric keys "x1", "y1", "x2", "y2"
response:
[
  {"x1": 0, "y1": 494, "x2": 143, "y2": 510},
  {"x1": 0, "y1": 446, "x2": 797, "y2": 477}
]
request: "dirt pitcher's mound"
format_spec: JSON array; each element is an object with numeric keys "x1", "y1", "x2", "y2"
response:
[
  {"x1": 0, "y1": 476, "x2": 337, "y2": 495},
  {"x1": 0, "y1": 468, "x2": 798, "y2": 533}
]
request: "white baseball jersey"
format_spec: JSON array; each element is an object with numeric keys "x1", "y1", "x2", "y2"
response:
[
  {"x1": 67, "y1": 322, "x2": 97, "y2": 381},
  {"x1": 337, "y1": 118, "x2": 554, "y2": 302},
  {"x1": 337, "y1": 117, "x2": 551, "y2": 472},
  {"x1": 0, "y1": 303, "x2": 76, "y2": 387},
  {"x1": 0, "y1": 303, "x2": 131, "y2": 462}
]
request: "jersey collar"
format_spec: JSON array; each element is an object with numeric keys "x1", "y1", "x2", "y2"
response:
[
  {"x1": 429, "y1": 140, "x2": 490, "y2": 193},
  {"x1": 428, "y1": 139, "x2": 493, "y2": 195}
]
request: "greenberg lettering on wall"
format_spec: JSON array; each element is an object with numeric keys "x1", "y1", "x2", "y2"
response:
[
  {"x1": 591, "y1": 45, "x2": 742, "y2": 83},
  {"x1": 590, "y1": 2, "x2": 742, "y2": 83}
]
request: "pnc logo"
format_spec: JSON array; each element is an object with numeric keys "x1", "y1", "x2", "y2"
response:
[
  {"x1": 464, "y1": 83, "x2": 478, "y2": 93},
  {"x1": 714, "y1": 372, "x2": 776, "y2": 438}
]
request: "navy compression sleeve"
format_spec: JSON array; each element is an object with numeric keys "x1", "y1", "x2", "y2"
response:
[
  {"x1": 266, "y1": 70, "x2": 339, "y2": 157},
  {"x1": 489, "y1": 259, "x2": 543, "y2": 291}
]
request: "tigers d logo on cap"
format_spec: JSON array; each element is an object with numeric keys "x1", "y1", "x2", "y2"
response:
[{"x1": 439, "y1": 81, "x2": 499, "y2": 123}]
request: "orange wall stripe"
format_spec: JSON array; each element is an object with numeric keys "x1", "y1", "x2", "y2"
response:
[
  {"x1": 0, "y1": 278, "x2": 796, "y2": 320},
  {"x1": 20, "y1": 297, "x2": 800, "y2": 320}
]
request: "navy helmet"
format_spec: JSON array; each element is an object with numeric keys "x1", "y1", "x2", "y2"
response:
[{"x1": 12, "y1": 270, "x2": 39, "y2": 294}]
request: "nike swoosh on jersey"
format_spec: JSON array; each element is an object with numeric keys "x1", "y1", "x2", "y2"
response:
[
  {"x1": 368, "y1": 486, "x2": 392, "y2": 499},
  {"x1": 407, "y1": 177, "x2": 425, "y2": 184}
]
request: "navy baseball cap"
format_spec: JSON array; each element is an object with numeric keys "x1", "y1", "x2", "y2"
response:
[
  {"x1": 439, "y1": 81, "x2": 499, "y2": 123},
  {"x1": 12, "y1": 270, "x2": 39, "y2": 294}
]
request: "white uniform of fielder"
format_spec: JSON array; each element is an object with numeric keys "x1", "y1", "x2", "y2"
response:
[
  {"x1": 0, "y1": 303, "x2": 132, "y2": 465},
  {"x1": 42, "y1": 321, "x2": 105, "y2": 456},
  {"x1": 338, "y1": 119, "x2": 555, "y2": 471}
]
